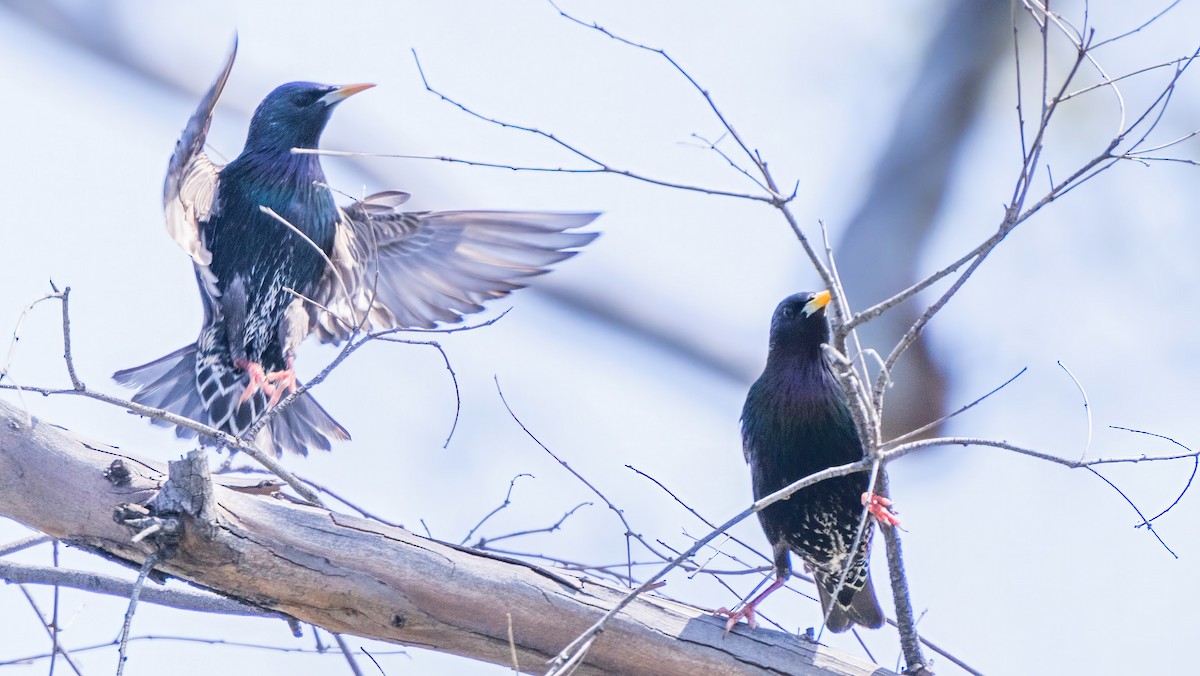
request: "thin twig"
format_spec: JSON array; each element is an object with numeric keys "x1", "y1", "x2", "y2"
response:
[
  {"x1": 0, "y1": 290, "x2": 61, "y2": 383},
  {"x1": 295, "y1": 476, "x2": 403, "y2": 528},
  {"x1": 881, "y1": 435, "x2": 1195, "y2": 556},
  {"x1": 0, "y1": 636, "x2": 407, "y2": 667},
  {"x1": 544, "y1": 456, "x2": 879, "y2": 673},
  {"x1": 547, "y1": 0, "x2": 763, "y2": 179},
  {"x1": 0, "y1": 534, "x2": 51, "y2": 557},
  {"x1": 361, "y1": 647, "x2": 386, "y2": 675},
  {"x1": 411, "y1": 51, "x2": 776, "y2": 204},
  {"x1": 0, "y1": 560, "x2": 281, "y2": 617},
  {"x1": 877, "y1": 472, "x2": 928, "y2": 673},
  {"x1": 687, "y1": 132, "x2": 772, "y2": 193},
  {"x1": 657, "y1": 538, "x2": 791, "y2": 634},
  {"x1": 333, "y1": 633, "x2": 365, "y2": 676},
  {"x1": 624, "y1": 464, "x2": 770, "y2": 566},
  {"x1": 461, "y1": 473, "x2": 534, "y2": 545},
  {"x1": 1085, "y1": 467, "x2": 1176, "y2": 558},
  {"x1": 884, "y1": 367, "x2": 1028, "y2": 448},
  {"x1": 1062, "y1": 56, "x2": 1193, "y2": 101},
  {"x1": 1110, "y1": 426, "x2": 1197, "y2": 525},
  {"x1": 1091, "y1": 0, "x2": 1181, "y2": 50},
  {"x1": 50, "y1": 540, "x2": 61, "y2": 676},
  {"x1": 480, "y1": 546, "x2": 769, "y2": 580},
  {"x1": 1057, "y1": 360, "x2": 1094, "y2": 461},
  {"x1": 496, "y1": 376, "x2": 678, "y2": 584},
  {"x1": 116, "y1": 552, "x2": 163, "y2": 676},
  {"x1": 372, "y1": 337, "x2": 462, "y2": 448},
  {"x1": 282, "y1": 286, "x2": 358, "y2": 338},
  {"x1": 472, "y1": 502, "x2": 590, "y2": 548},
  {"x1": 0, "y1": 289, "x2": 64, "y2": 419},
  {"x1": 18, "y1": 585, "x2": 84, "y2": 676},
  {"x1": 882, "y1": 435, "x2": 1199, "y2": 469},
  {"x1": 857, "y1": 12, "x2": 1200, "y2": 393},
  {"x1": 819, "y1": 459, "x2": 883, "y2": 641}
]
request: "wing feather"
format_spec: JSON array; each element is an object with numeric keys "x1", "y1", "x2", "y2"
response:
[
  {"x1": 309, "y1": 193, "x2": 599, "y2": 341},
  {"x1": 163, "y1": 39, "x2": 237, "y2": 267}
]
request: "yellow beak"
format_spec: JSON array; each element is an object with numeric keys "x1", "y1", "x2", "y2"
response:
[
  {"x1": 320, "y1": 83, "x2": 376, "y2": 106},
  {"x1": 802, "y1": 290, "x2": 832, "y2": 317}
]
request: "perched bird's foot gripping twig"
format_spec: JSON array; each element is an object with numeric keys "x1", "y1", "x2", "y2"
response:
[{"x1": 862, "y1": 492, "x2": 901, "y2": 528}]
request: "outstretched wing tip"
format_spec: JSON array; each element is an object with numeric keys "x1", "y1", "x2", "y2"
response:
[{"x1": 163, "y1": 41, "x2": 237, "y2": 267}]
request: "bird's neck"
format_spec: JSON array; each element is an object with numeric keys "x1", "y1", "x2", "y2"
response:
[
  {"x1": 233, "y1": 146, "x2": 326, "y2": 182},
  {"x1": 226, "y1": 150, "x2": 333, "y2": 214},
  {"x1": 756, "y1": 351, "x2": 842, "y2": 414},
  {"x1": 222, "y1": 150, "x2": 337, "y2": 248},
  {"x1": 765, "y1": 343, "x2": 826, "y2": 371}
]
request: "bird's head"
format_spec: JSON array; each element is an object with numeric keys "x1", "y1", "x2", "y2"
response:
[
  {"x1": 768, "y1": 290, "x2": 832, "y2": 354},
  {"x1": 244, "y1": 81, "x2": 374, "y2": 154}
]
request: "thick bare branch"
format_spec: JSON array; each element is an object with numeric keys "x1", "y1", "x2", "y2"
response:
[{"x1": 0, "y1": 399, "x2": 888, "y2": 676}]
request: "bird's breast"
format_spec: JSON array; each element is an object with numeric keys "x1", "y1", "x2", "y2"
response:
[
  {"x1": 208, "y1": 154, "x2": 338, "y2": 286},
  {"x1": 742, "y1": 363, "x2": 865, "y2": 491}
]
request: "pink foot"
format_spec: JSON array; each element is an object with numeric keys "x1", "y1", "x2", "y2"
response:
[
  {"x1": 714, "y1": 575, "x2": 787, "y2": 635},
  {"x1": 235, "y1": 359, "x2": 271, "y2": 406},
  {"x1": 234, "y1": 359, "x2": 295, "y2": 407},
  {"x1": 714, "y1": 603, "x2": 761, "y2": 633},
  {"x1": 862, "y1": 492, "x2": 901, "y2": 527},
  {"x1": 262, "y1": 363, "x2": 297, "y2": 407}
]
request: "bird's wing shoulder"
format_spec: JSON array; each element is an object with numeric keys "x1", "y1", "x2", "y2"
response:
[
  {"x1": 163, "y1": 40, "x2": 237, "y2": 268},
  {"x1": 307, "y1": 191, "x2": 600, "y2": 343}
]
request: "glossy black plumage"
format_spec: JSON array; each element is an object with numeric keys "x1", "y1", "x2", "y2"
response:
[
  {"x1": 115, "y1": 41, "x2": 599, "y2": 456},
  {"x1": 740, "y1": 291, "x2": 884, "y2": 633}
]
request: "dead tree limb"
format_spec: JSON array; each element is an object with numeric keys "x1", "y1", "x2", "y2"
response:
[{"x1": 0, "y1": 399, "x2": 890, "y2": 676}]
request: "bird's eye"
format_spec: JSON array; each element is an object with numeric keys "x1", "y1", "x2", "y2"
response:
[{"x1": 291, "y1": 91, "x2": 321, "y2": 108}]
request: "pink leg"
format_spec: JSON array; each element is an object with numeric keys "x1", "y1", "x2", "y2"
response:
[
  {"x1": 862, "y1": 492, "x2": 901, "y2": 527},
  {"x1": 714, "y1": 575, "x2": 788, "y2": 634}
]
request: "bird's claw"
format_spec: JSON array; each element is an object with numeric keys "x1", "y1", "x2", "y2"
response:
[
  {"x1": 862, "y1": 492, "x2": 901, "y2": 527},
  {"x1": 262, "y1": 368, "x2": 297, "y2": 407},
  {"x1": 714, "y1": 605, "x2": 758, "y2": 635},
  {"x1": 235, "y1": 359, "x2": 296, "y2": 408},
  {"x1": 715, "y1": 575, "x2": 786, "y2": 636},
  {"x1": 236, "y1": 360, "x2": 269, "y2": 406}
]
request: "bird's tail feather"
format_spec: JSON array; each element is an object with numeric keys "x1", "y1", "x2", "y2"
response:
[
  {"x1": 114, "y1": 344, "x2": 348, "y2": 456},
  {"x1": 817, "y1": 571, "x2": 885, "y2": 633},
  {"x1": 114, "y1": 345, "x2": 208, "y2": 436}
]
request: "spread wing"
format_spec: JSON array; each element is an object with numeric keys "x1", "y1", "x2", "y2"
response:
[
  {"x1": 309, "y1": 191, "x2": 600, "y2": 342},
  {"x1": 163, "y1": 38, "x2": 237, "y2": 268}
]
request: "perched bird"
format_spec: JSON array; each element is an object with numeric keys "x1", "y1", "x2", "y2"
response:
[
  {"x1": 115, "y1": 41, "x2": 599, "y2": 457},
  {"x1": 718, "y1": 291, "x2": 898, "y2": 634}
]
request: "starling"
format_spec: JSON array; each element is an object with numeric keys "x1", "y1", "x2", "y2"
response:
[
  {"x1": 718, "y1": 291, "x2": 898, "y2": 634},
  {"x1": 115, "y1": 41, "x2": 599, "y2": 456}
]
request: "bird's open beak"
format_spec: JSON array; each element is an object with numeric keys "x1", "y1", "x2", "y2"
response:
[
  {"x1": 802, "y1": 290, "x2": 832, "y2": 317},
  {"x1": 320, "y1": 83, "x2": 376, "y2": 106}
]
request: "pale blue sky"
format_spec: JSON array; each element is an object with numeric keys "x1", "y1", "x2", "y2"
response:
[{"x1": 1, "y1": 2, "x2": 1199, "y2": 674}]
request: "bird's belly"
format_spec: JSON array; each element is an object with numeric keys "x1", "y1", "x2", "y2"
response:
[
  {"x1": 755, "y1": 474, "x2": 869, "y2": 560},
  {"x1": 209, "y1": 223, "x2": 328, "y2": 368}
]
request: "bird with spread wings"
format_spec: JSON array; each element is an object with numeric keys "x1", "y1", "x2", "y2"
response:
[{"x1": 116, "y1": 41, "x2": 599, "y2": 457}]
